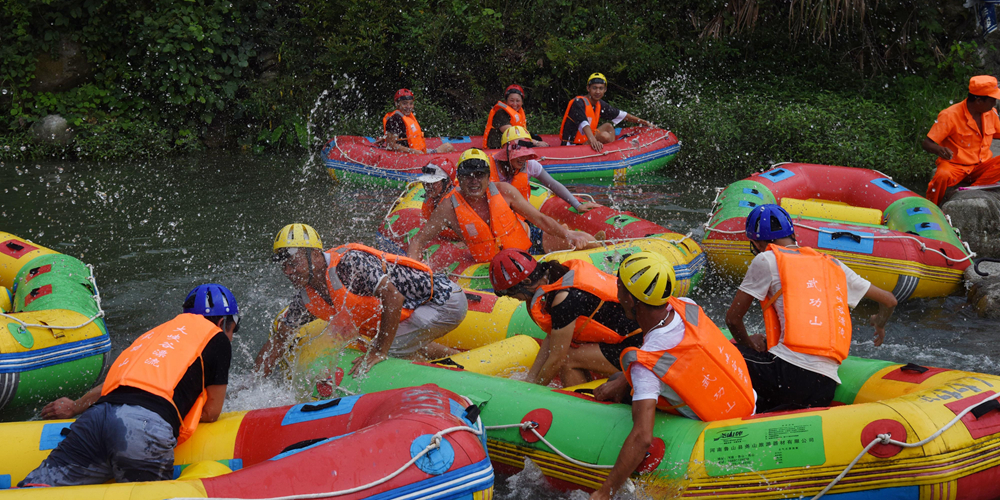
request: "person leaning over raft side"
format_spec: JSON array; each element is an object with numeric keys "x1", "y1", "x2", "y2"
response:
[
  {"x1": 725, "y1": 204, "x2": 897, "y2": 414},
  {"x1": 483, "y1": 84, "x2": 549, "y2": 149},
  {"x1": 256, "y1": 224, "x2": 466, "y2": 378},
  {"x1": 492, "y1": 126, "x2": 600, "y2": 214},
  {"x1": 489, "y1": 249, "x2": 643, "y2": 386},
  {"x1": 382, "y1": 88, "x2": 455, "y2": 155},
  {"x1": 589, "y1": 252, "x2": 756, "y2": 500},
  {"x1": 407, "y1": 148, "x2": 598, "y2": 264},
  {"x1": 20, "y1": 284, "x2": 241, "y2": 487},
  {"x1": 559, "y1": 72, "x2": 654, "y2": 152},
  {"x1": 921, "y1": 75, "x2": 1000, "y2": 205}
]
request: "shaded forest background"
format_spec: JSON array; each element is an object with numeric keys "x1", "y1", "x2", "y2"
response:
[{"x1": 1, "y1": 0, "x2": 997, "y2": 178}]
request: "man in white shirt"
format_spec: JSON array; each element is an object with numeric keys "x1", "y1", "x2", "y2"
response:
[{"x1": 725, "y1": 204, "x2": 896, "y2": 412}]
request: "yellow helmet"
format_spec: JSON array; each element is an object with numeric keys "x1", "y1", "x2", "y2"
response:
[
  {"x1": 457, "y1": 148, "x2": 491, "y2": 175},
  {"x1": 587, "y1": 72, "x2": 608, "y2": 86},
  {"x1": 273, "y1": 223, "x2": 323, "y2": 253},
  {"x1": 618, "y1": 252, "x2": 676, "y2": 306},
  {"x1": 501, "y1": 126, "x2": 532, "y2": 147}
]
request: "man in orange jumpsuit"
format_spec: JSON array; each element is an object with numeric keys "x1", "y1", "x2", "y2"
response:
[{"x1": 922, "y1": 75, "x2": 1000, "y2": 205}]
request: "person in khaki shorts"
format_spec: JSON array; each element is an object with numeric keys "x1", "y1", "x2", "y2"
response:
[{"x1": 922, "y1": 75, "x2": 1000, "y2": 205}]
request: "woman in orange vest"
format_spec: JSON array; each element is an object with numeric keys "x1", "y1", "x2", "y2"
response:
[
  {"x1": 407, "y1": 149, "x2": 597, "y2": 264},
  {"x1": 725, "y1": 204, "x2": 897, "y2": 413},
  {"x1": 483, "y1": 84, "x2": 549, "y2": 149},
  {"x1": 416, "y1": 162, "x2": 460, "y2": 240},
  {"x1": 559, "y1": 73, "x2": 654, "y2": 152},
  {"x1": 382, "y1": 88, "x2": 455, "y2": 155},
  {"x1": 258, "y1": 224, "x2": 466, "y2": 378},
  {"x1": 589, "y1": 253, "x2": 755, "y2": 500},
  {"x1": 21, "y1": 284, "x2": 240, "y2": 486},
  {"x1": 489, "y1": 248, "x2": 642, "y2": 387}
]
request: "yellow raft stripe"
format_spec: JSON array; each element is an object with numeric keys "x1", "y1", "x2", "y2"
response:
[
  {"x1": 487, "y1": 439, "x2": 608, "y2": 490},
  {"x1": 702, "y1": 239, "x2": 964, "y2": 283}
]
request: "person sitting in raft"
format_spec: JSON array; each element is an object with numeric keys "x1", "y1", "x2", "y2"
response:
[
  {"x1": 492, "y1": 126, "x2": 600, "y2": 214},
  {"x1": 922, "y1": 75, "x2": 1000, "y2": 205},
  {"x1": 21, "y1": 284, "x2": 241, "y2": 486},
  {"x1": 406, "y1": 148, "x2": 597, "y2": 264},
  {"x1": 559, "y1": 72, "x2": 654, "y2": 152},
  {"x1": 483, "y1": 84, "x2": 549, "y2": 149},
  {"x1": 489, "y1": 248, "x2": 643, "y2": 386},
  {"x1": 382, "y1": 88, "x2": 455, "y2": 155},
  {"x1": 256, "y1": 224, "x2": 466, "y2": 378},
  {"x1": 724, "y1": 205, "x2": 897, "y2": 413},
  {"x1": 589, "y1": 252, "x2": 756, "y2": 500},
  {"x1": 416, "y1": 162, "x2": 461, "y2": 241}
]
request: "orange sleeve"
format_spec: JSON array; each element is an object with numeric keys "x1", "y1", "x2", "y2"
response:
[{"x1": 927, "y1": 108, "x2": 954, "y2": 145}]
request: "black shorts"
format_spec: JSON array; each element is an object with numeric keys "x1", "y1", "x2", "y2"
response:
[
  {"x1": 736, "y1": 344, "x2": 838, "y2": 413},
  {"x1": 599, "y1": 333, "x2": 645, "y2": 371}
]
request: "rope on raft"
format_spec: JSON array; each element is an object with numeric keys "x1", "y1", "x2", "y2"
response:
[{"x1": 0, "y1": 264, "x2": 105, "y2": 335}]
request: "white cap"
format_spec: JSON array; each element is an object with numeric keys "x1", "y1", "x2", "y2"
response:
[{"x1": 416, "y1": 163, "x2": 449, "y2": 184}]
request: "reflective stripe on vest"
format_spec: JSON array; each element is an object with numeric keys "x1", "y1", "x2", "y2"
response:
[
  {"x1": 304, "y1": 243, "x2": 431, "y2": 336},
  {"x1": 382, "y1": 110, "x2": 427, "y2": 152},
  {"x1": 762, "y1": 244, "x2": 851, "y2": 362},
  {"x1": 483, "y1": 101, "x2": 527, "y2": 142},
  {"x1": 559, "y1": 96, "x2": 601, "y2": 145},
  {"x1": 620, "y1": 298, "x2": 755, "y2": 421},
  {"x1": 102, "y1": 313, "x2": 221, "y2": 445},
  {"x1": 448, "y1": 182, "x2": 531, "y2": 262},
  {"x1": 528, "y1": 260, "x2": 633, "y2": 344}
]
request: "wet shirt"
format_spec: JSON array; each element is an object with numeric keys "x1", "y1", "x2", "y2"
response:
[
  {"x1": 98, "y1": 332, "x2": 231, "y2": 437},
  {"x1": 548, "y1": 288, "x2": 639, "y2": 336},
  {"x1": 384, "y1": 113, "x2": 410, "y2": 147},
  {"x1": 927, "y1": 100, "x2": 1000, "y2": 165},
  {"x1": 560, "y1": 98, "x2": 627, "y2": 144}
]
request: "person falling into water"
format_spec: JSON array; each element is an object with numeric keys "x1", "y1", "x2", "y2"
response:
[{"x1": 559, "y1": 72, "x2": 654, "y2": 152}]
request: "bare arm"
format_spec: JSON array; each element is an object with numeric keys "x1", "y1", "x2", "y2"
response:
[
  {"x1": 407, "y1": 200, "x2": 458, "y2": 261},
  {"x1": 922, "y1": 136, "x2": 953, "y2": 160},
  {"x1": 725, "y1": 290, "x2": 766, "y2": 352},
  {"x1": 864, "y1": 285, "x2": 897, "y2": 347},
  {"x1": 41, "y1": 385, "x2": 104, "y2": 420},
  {"x1": 200, "y1": 384, "x2": 228, "y2": 423},
  {"x1": 582, "y1": 123, "x2": 602, "y2": 152},
  {"x1": 589, "y1": 399, "x2": 657, "y2": 500},
  {"x1": 623, "y1": 113, "x2": 653, "y2": 127},
  {"x1": 499, "y1": 183, "x2": 589, "y2": 249},
  {"x1": 350, "y1": 279, "x2": 405, "y2": 376},
  {"x1": 528, "y1": 323, "x2": 574, "y2": 386},
  {"x1": 255, "y1": 319, "x2": 295, "y2": 377}
]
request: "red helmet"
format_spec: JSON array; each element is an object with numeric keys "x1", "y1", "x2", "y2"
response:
[
  {"x1": 490, "y1": 248, "x2": 537, "y2": 292},
  {"x1": 394, "y1": 88, "x2": 414, "y2": 102},
  {"x1": 504, "y1": 84, "x2": 524, "y2": 97}
]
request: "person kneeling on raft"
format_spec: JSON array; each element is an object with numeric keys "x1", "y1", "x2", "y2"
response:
[
  {"x1": 256, "y1": 224, "x2": 467, "y2": 378},
  {"x1": 21, "y1": 284, "x2": 241, "y2": 487},
  {"x1": 407, "y1": 148, "x2": 598, "y2": 264},
  {"x1": 725, "y1": 204, "x2": 897, "y2": 414},
  {"x1": 559, "y1": 72, "x2": 653, "y2": 152},
  {"x1": 492, "y1": 126, "x2": 600, "y2": 214},
  {"x1": 489, "y1": 248, "x2": 642, "y2": 386},
  {"x1": 589, "y1": 252, "x2": 756, "y2": 500}
]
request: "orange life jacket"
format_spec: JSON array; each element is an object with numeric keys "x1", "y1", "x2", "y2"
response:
[
  {"x1": 559, "y1": 96, "x2": 601, "y2": 145},
  {"x1": 303, "y1": 243, "x2": 434, "y2": 335},
  {"x1": 762, "y1": 245, "x2": 852, "y2": 362},
  {"x1": 102, "y1": 314, "x2": 222, "y2": 445},
  {"x1": 621, "y1": 298, "x2": 756, "y2": 421},
  {"x1": 489, "y1": 160, "x2": 530, "y2": 201},
  {"x1": 382, "y1": 110, "x2": 427, "y2": 153},
  {"x1": 483, "y1": 101, "x2": 527, "y2": 143},
  {"x1": 448, "y1": 182, "x2": 532, "y2": 262},
  {"x1": 529, "y1": 260, "x2": 637, "y2": 344}
]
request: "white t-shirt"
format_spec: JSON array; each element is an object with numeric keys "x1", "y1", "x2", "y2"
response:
[
  {"x1": 629, "y1": 298, "x2": 700, "y2": 420},
  {"x1": 738, "y1": 249, "x2": 872, "y2": 383}
]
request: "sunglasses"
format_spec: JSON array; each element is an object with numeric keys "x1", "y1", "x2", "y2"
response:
[{"x1": 457, "y1": 170, "x2": 489, "y2": 179}]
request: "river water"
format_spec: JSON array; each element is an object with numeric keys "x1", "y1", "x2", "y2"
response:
[{"x1": 2, "y1": 152, "x2": 997, "y2": 498}]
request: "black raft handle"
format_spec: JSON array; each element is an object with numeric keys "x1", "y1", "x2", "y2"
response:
[
  {"x1": 972, "y1": 399, "x2": 1000, "y2": 420},
  {"x1": 831, "y1": 232, "x2": 862, "y2": 243},
  {"x1": 301, "y1": 398, "x2": 341, "y2": 413},
  {"x1": 900, "y1": 363, "x2": 929, "y2": 374}
]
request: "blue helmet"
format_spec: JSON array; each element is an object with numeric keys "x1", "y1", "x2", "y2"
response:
[
  {"x1": 183, "y1": 284, "x2": 239, "y2": 317},
  {"x1": 745, "y1": 204, "x2": 795, "y2": 241}
]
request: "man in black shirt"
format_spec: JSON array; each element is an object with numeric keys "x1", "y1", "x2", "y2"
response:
[
  {"x1": 21, "y1": 284, "x2": 239, "y2": 486},
  {"x1": 559, "y1": 72, "x2": 654, "y2": 152}
]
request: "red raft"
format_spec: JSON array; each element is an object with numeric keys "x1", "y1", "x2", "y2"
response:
[{"x1": 324, "y1": 127, "x2": 680, "y2": 186}]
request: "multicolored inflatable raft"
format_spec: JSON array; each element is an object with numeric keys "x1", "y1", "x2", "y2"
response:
[
  {"x1": 702, "y1": 163, "x2": 973, "y2": 301},
  {"x1": 0, "y1": 232, "x2": 110, "y2": 419},
  {"x1": 377, "y1": 181, "x2": 706, "y2": 293},
  {"x1": 324, "y1": 126, "x2": 679, "y2": 187},
  {"x1": 291, "y1": 331, "x2": 1000, "y2": 499},
  {"x1": 0, "y1": 384, "x2": 494, "y2": 499}
]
